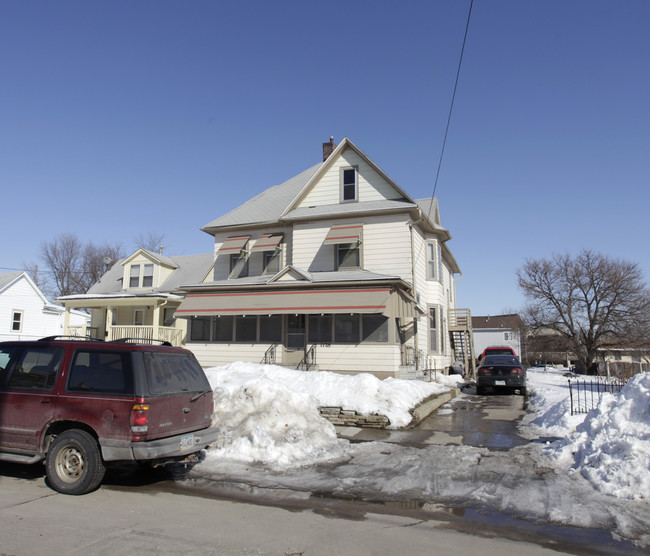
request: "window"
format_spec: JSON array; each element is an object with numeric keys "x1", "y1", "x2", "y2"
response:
[
  {"x1": 263, "y1": 250, "x2": 281, "y2": 274},
  {"x1": 260, "y1": 315, "x2": 282, "y2": 342},
  {"x1": 7, "y1": 347, "x2": 63, "y2": 390},
  {"x1": 129, "y1": 265, "x2": 140, "y2": 288},
  {"x1": 11, "y1": 310, "x2": 22, "y2": 332},
  {"x1": 163, "y1": 308, "x2": 176, "y2": 327},
  {"x1": 190, "y1": 316, "x2": 211, "y2": 341},
  {"x1": 211, "y1": 316, "x2": 232, "y2": 341},
  {"x1": 341, "y1": 167, "x2": 357, "y2": 202},
  {"x1": 362, "y1": 314, "x2": 389, "y2": 342},
  {"x1": 308, "y1": 314, "x2": 333, "y2": 343},
  {"x1": 230, "y1": 252, "x2": 249, "y2": 278},
  {"x1": 133, "y1": 308, "x2": 145, "y2": 326},
  {"x1": 142, "y1": 264, "x2": 154, "y2": 287},
  {"x1": 428, "y1": 307, "x2": 438, "y2": 353},
  {"x1": 67, "y1": 350, "x2": 133, "y2": 394},
  {"x1": 427, "y1": 242, "x2": 437, "y2": 280},
  {"x1": 337, "y1": 244, "x2": 360, "y2": 269},
  {"x1": 235, "y1": 315, "x2": 257, "y2": 342},
  {"x1": 334, "y1": 314, "x2": 360, "y2": 343}
]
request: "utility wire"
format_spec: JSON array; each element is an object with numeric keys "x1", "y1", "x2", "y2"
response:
[{"x1": 429, "y1": 0, "x2": 474, "y2": 209}]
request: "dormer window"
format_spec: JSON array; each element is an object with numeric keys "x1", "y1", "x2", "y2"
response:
[
  {"x1": 129, "y1": 263, "x2": 155, "y2": 288},
  {"x1": 129, "y1": 265, "x2": 140, "y2": 288},
  {"x1": 341, "y1": 167, "x2": 358, "y2": 202}
]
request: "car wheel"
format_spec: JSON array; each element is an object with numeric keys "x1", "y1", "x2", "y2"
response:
[
  {"x1": 520, "y1": 387, "x2": 527, "y2": 396},
  {"x1": 46, "y1": 430, "x2": 106, "y2": 495},
  {"x1": 476, "y1": 385, "x2": 485, "y2": 395}
]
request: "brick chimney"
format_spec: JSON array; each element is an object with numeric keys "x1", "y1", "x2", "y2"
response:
[{"x1": 322, "y1": 136, "x2": 336, "y2": 161}]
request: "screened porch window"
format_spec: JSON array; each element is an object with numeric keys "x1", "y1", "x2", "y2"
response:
[{"x1": 334, "y1": 314, "x2": 361, "y2": 343}]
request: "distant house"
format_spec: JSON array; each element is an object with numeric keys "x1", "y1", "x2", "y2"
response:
[
  {"x1": 0, "y1": 271, "x2": 89, "y2": 342},
  {"x1": 57, "y1": 250, "x2": 214, "y2": 345},
  {"x1": 472, "y1": 314, "x2": 525, "y2": 360}
]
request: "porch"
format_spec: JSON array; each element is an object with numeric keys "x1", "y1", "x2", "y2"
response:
[{"x1": 68, "y1": 324, "x2": 184, "y2": 346}]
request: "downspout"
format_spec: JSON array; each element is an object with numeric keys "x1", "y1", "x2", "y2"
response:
[{"x1": 408, "y1": 220, "x2": 420, "y2": 361}]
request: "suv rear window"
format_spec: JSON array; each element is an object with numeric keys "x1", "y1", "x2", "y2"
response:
[
  {"x1": 142, "y1": 352, "x2": 210, "y2": 395},
  {"x1": 68, "y1": 349, "x2": 134, "y2": 394}
]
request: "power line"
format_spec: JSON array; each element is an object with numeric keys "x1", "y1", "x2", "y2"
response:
[{"x1": 429, "y1": 0, "x2": 474, "y2": 208}]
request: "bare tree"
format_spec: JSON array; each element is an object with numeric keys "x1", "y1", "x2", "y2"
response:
[
  {"x1": 40, "y1": 234, "x2": 124, "y2": 298},
  {"x1": 134, "y1": 232, "x2": 166, "y2": 253},
  {"x1": 517, "y1": 249, "x2": 650, "y2": 374}
]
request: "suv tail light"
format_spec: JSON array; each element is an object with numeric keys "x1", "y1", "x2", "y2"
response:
[{"x1": 130, "y1": 403, "x2": 150, "y2": 433}]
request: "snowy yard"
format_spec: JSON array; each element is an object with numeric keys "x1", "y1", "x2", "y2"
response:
[{"x1": 191, "y1": 362, "x2": 650, "y2": 548}]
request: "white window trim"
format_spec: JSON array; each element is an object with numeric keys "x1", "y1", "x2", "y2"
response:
[
  {"x1": 336, "y1": 242, "x2": 361, "y2": 270},
  {"x1": 427, "y1": 305, "x2": 440, "y2": 354},
  {"x1": 11, "y1": 310, "x2": 23, "y2": 332},
  {"x1": 133, "y1": 308, "x2": 146, "y2": 326},
  {"x1": 340, "y1": 166, "x2": 359, "y2": 203},
  {"x1": 426, "y1": 241, "x2": 437, "y2": 280}
]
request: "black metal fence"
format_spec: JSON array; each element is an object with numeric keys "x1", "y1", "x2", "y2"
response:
[{"x1": 568, "y1": 377, "x2": 627, "y2": 415}]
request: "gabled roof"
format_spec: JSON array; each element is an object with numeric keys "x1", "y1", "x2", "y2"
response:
[
  {"x1": 77, "y1": 253, "x2": 215, "y2": 297},
  {"x1": 199, "y1": 137, "x2": 451, "y2": 241},
  {"x1": 0, "y1": 271, "x2": 49, "y2": 305},
  {"x1": 122, "y1": 249, "x2": 179, "y2": 269}
]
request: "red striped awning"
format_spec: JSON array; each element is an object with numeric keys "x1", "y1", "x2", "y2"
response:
[
  {"x1": 217, "y1": 235, "x2": 250, "y2": 254},
  {"x1": 175, "y1": 286, "x2": 416, "y2": 318},
  {"x1": 250, "y1": 233, "x2": 283, "y2": 252},
  {"x1": 323, "y1": 224, "x2": 362, "y2": 245}
]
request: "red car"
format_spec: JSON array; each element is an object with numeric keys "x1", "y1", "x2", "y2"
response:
[
  {"x1": 0, "y1": 337, "x2": 218, "y2": 494},
  {"x1": 479, "y1": 345, "x2": 517, "y2": 360}
]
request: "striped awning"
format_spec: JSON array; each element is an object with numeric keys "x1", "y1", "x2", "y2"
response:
[
  {"x1": 250, "y1": 233, "x2": 283, "y2": 252},
  {"x1": 217, "y1": 235, "x2": 250, "y2": 254},
  {"x1": 323, "y1": 224, "x2": 362, "y2": 245},
  {"x1": 175, "y1": 286, "x2": 416, "y2": 318}
]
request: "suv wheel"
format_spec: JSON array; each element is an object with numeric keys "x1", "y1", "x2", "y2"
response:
[{"x1": 46, "y1": 430, "x2": 106, "y2": 495}]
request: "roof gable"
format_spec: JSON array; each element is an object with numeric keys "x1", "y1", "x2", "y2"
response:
[
  {"x1": 0, "y1": 271, "x2": 49, "y2": 305},
  {"x1": 283, "y1": 138, "x2": 413, "y2": 214},
  {"x1": 122, "y1": 249, "x2": 178, "y2": 269}
]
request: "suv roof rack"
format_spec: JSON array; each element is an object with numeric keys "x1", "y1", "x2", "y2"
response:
[
  {"x1": 38, "y1": 335, "x2": 103, "y2": 342},
  {"x1": 108, "y1": 338, "x2": 173, "y2": 346}
]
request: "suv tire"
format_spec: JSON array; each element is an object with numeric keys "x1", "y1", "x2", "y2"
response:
[{"x1": 46, "y1": 430, "x2": 106, "y2": 495}]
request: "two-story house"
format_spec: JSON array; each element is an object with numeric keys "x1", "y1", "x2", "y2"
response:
[{"x1": 174, "y1": 137, "x2": 471, "y2": 378}]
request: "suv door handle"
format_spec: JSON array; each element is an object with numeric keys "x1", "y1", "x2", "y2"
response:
[{"x1": 183, "y1": 407, "x2": 190, "y2": 413}]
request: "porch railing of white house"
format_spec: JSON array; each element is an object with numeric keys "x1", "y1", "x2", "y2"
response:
[
  {"x1": 108, "y1": 326, "x2": 184, "y2": 346},
  {"x1": 68, "y1": 326, "x2": 100, "y2": 339}
]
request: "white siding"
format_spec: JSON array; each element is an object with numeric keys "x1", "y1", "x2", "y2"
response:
[
  {"x1": 0, "y1": 276, "x2": 87, "y2": 341},
  {"x1": 299, "y1": 149, "x2": 402, "y2": 207}
]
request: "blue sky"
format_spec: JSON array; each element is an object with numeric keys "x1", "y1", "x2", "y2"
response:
[{"x1": 1, "y1": 0, "x2": 649, "y2": 315}]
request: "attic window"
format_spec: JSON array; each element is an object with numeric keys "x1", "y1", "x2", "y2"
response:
[{"x1": 341, "y1": 167, "x2": 357, "y2": 202}]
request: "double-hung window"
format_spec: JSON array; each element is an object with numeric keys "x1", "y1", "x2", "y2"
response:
[
  {"x1": 129, "y1": 265, "x2": 140, "y2": 288},
  {"x1": 428, "y1": 306, "x2": 439, "y2": 353},
  {"x1": 341, "y1": 167, "x2": 358, "y2": 202},
  {"x1": 427, "y1": 241, "x2": 437, "y2": 280},
  {"x1": 142, "y1": 264, "x2": 154, "y2": 287},
  {"x1": 11, "y1": 310, "x2": 22, "y2": 332},
  {"x1": 337, "y1": 244, "x2": 360, "y2": 269}
]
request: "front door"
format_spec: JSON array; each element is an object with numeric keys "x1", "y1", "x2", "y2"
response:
[{"x1": 286, "y1": 314, "x2": 305, "y2": 351}]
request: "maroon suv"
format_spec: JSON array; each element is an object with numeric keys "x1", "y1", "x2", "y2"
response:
[{"x1": 0, "y1": 337, "x2": 218, "y2": 494}]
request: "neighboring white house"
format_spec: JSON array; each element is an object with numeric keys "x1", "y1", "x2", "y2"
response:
[
  {"x1": 174, "y1": 137, "x2": 472, "y2": 378},
  {"x1": 0, "y1": 272, "x2": 89, "y2": 342},
  {"x1": 471, "y1": 314, "x2": 525, "y2": 360}
]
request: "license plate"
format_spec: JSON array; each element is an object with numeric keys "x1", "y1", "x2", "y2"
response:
[
  {"x1": 180, "y1": 434, "x2": 195, "y2": 452},
  {"x1": 495, "y1": 380, "x2": 506, "y2": 386}
]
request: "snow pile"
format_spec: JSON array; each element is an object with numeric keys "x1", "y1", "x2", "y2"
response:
[
  {"x1": 203, "y1": 361, "x2": 458, "y2": 468},
  {"x1": 519, "y1": 368, "x2": 585, "y2": 439},
  {"x1": 545, "y1": 373, "x2": 650, "y2": 500}
]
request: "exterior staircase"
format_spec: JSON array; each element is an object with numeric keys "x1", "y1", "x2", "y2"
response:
[{"x1": 449, "y1": 309, "x2": 477, "y2": 380}]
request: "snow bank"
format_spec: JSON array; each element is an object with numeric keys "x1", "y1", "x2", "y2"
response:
[
  {"x1": 545, "y1": 373, "x2": 650, "y2": 500},
  {"x1": 202, "y1": 362, "x2": 458, "y2": 469}
]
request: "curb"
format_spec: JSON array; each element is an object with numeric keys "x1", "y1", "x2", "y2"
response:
[{"x1": 407, "y1": 387, "x2": 460, "y2": 428}]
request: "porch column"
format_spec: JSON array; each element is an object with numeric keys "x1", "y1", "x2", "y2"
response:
[
  {"x1": 152, "y1": 302, "x2": 161, "y2": 341},
  {"x1": 106, "y1": 305, "x2": 114, "y2": 341},
  {"x1": 63, "y1": 306, "x2": 71, "y2": 335}
]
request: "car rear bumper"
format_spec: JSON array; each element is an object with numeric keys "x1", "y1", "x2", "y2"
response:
[
  {"x1": 100, "y1": 426, "x2": 220, "y2": 462},
  {"x1": 477, "y1": 378, "x2": 525, "y2": 389}
]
